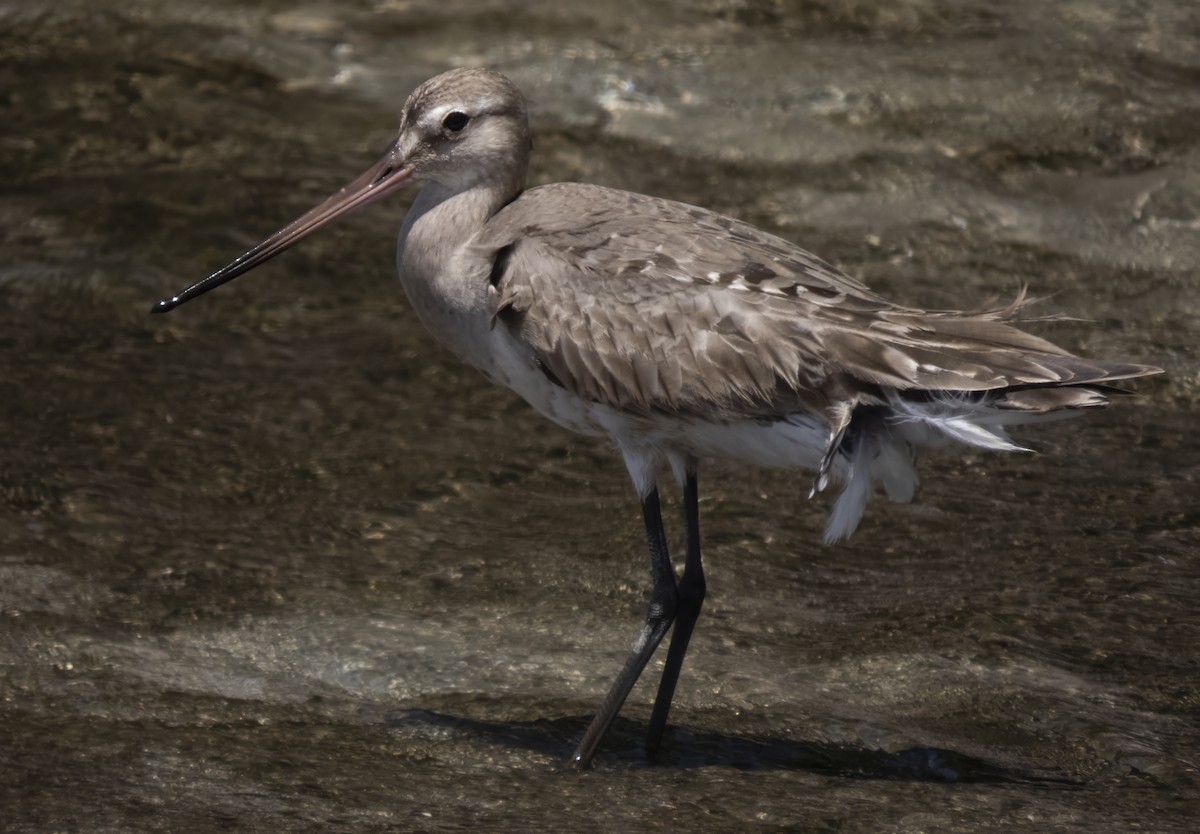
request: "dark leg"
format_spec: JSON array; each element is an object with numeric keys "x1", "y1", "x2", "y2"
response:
[
  {"x1": 645, "y1": 467, "x2": 705, "y2": 760},
  {"x1": 572, "y1": 487, "x2": 678, "y2": 769}
]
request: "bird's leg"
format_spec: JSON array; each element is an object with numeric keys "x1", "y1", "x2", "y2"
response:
[
  {"x1": 572, "y1": 487, "x2": 677, "y2": 769},
  {"x1": 645, "y1": 467, "x2": 705, "y2": 760}
]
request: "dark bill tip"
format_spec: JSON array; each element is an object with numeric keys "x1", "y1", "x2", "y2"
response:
[{"x1": 149, "y1": 141, "x2": 410, "y2": 315}]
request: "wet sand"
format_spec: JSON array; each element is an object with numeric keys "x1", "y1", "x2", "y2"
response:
[{"x1": 2, "y1": 1, "x2": 1197, "y2": 831}]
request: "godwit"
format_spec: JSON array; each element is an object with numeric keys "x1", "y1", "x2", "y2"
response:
[{"x1": 153, "y1": 68, "x2": 1162, "y2": 768}]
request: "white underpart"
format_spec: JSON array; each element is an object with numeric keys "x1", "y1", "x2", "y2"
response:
[
  {"x1": 477, "y1": 320, "x2": 1089, "y2": 546},
  {"x1": 823, "y1": 422, "x2": 918, "y2": 545}
]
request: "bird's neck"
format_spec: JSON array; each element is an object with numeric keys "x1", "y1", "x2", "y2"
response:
[
  {"x1": 395, "y1": 177, "x2": 521, "y2": 364},
  {"x1": 399, "y1": 177, "x2": 514, "y2": 263}
]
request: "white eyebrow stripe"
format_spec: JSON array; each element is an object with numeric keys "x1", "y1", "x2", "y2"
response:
[
  {"x1": 422, "y1": 103, "x2": 456, "y2": 126},
  {"x1": 423, "y1": 95, "x2": 506, "y2": 129}
]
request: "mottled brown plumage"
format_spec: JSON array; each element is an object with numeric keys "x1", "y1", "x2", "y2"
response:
[
  {"x1": 482, "y1": 182, "x2": 1153, "y2": 427},
  {"x1": 154, "y1": 68, "x2": 1163, "y2": 769}
]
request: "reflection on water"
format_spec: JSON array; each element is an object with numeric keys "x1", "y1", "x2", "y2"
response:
[{"x1": 2, "y1": 0, "x2": 1197, "y2": 831}]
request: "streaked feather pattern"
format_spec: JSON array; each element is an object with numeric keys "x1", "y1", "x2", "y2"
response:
[
  {"x1": 473, "y1": 181, "x2": 1159, "y2": 538},
  {"x1": 485, "y1": 184, "x2": 1149, "y2": 409}
]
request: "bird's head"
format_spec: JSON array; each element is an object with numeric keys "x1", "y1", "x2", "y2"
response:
[{"x1": 152, "y1": 68, "x2": 529, "y2": 313}]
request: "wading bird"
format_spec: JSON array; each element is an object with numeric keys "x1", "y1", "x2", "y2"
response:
[{"x1": 154, "y1": 68, "x2": 1161, "y2": 768}]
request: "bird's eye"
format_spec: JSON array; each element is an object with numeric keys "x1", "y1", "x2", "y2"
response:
[{"x1": 442, "y1": 111, "x2": 470, "y2": 133}]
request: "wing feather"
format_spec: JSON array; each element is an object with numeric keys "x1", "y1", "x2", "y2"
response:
[{"x1": 477, "y1": 183, "x2": 1159, "y2": 420}]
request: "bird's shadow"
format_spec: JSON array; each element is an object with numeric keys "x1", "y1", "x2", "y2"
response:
[{"x1": 385, "y1": 708, "x2": 1076, "y2": 783}]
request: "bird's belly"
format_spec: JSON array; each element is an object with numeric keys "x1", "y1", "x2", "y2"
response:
[
  {"x1": 483, "y1": 331, "x2": 607, "y2": 438},
  {"x1": 675, "y1": 416, "x2": 829, "y2": 473},
  {"x1": 482, "y1": 327, "x2": 833, "y2": 470}
]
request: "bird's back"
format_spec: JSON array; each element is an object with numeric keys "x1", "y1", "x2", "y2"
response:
[{"x1": 478, "y1": 182, "x2": 1155, "y2": 419}]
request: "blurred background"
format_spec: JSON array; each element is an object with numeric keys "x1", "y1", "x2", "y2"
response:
[{"x1": 2, "y1": 1, "x2": 1196, "y2": 831}]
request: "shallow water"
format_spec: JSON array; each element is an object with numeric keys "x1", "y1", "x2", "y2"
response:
[{"x1": 2, "y1": 1, "x2": 1197, "y2": 831}]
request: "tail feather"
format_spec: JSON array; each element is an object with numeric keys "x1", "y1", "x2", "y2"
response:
[
  {"x1": 818, "y1": 367, "x2": 1159, "y2": 543},
  {"x1": 995, "y1": 386, "x2": 1111, "y2": 413},
  {"x1": 813, "y1": 287, "x2": 1162, "y2": 543}
]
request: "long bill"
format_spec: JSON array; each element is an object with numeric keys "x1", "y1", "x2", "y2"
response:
[{"x1": 152, "y1": 140, "x2": 412, "y2": 313}]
